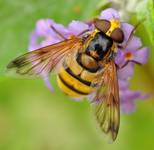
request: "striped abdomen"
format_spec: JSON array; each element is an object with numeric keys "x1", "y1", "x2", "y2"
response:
[{"x1": 57, "y1": 52, "x2": 103, "y2": 98}]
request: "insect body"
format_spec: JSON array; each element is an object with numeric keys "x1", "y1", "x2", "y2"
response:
[
  {"x1": 57, "y1": 32, "x2": 113, "y2": 98},
  {"x1": 7, "y1": 18, "x2": 124, "y2": 142}
]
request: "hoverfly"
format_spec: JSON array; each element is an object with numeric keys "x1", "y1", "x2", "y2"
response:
[{"x1": 7, "y1": 18, "x2": 126, "y2": 142}]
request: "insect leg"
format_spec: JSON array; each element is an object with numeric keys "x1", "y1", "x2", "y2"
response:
[
  {"x1": 50, "y1": 25, "x2": 66, "y2": 40},
  {"x1": 77, "y1": 29, "x2": 90, "y2": 37},
  {"x1": 123, "y1": 19, "x2": 145, "y2": 49}
]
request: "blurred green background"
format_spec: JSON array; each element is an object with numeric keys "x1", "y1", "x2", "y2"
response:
[{"x1": 0, "y1": 0, "x2": 154, "y2": 150}]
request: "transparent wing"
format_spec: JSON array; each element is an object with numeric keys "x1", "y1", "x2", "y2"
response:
[
  {"x1": 93, "y1": 60, "x2": 120, "y2": 142},
  {"x1": 7, "y1": 36, "x2": 83, "y2": 76}
]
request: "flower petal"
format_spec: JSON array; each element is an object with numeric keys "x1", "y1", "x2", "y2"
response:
[
  {"x1": 41, "y1": 36, "x2": 60, "y2": 47},
  {"x1": 43, "y1": 75, "x2": 54, "y2": 92},
  {"x1": 71, "y1": 97, "x2": 84, "y2": 101},
  {"x1": 47, "y1": 19, "x2": 70, "y2": 38},
  {"x1": 125, "y1": 36, "x2": 142, "y2": 51},
  {"x1": 133, "y1": 47, "x2": 149, "y2": 64},
  {"x1": 29, "y1": 31, "x2": 41, "y2": 51},
  {"x1": 36, "y1": 19, "x2": 53, "y2": 36},
  {"x1": 118, "y1": 62, "x2": 134, "y2": 79},
  {"x1": 121, "y1": 101, "x2": 136, "y2": 114},
  {"x1": 115, "y1": 49, "x2": 125, "y2": 65},
  {"x1": 68, "y1": 20, "x2": 89, "y2": 35},
  {"x1": 99, "y1": 8, "x2": 120, "y2": 20},
  {"x1": 119, "y1": 79, "x2": 128, "y2": 90},
  {"x1": 121, "y1": 22, "x2": 134, "y2": 43},
  {"x1": 123, "y1": 90, "x2": 142, "y2": 101},
  {"x1": 37, "y1": 19, "x2": 70, "y2": 40},
  {"x1": 120, "y1": 90, "x2": 147, "y2": 113}
]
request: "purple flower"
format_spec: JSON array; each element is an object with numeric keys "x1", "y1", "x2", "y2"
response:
[
  {"x1": 118, "y1": 78, "x2": 149, "y2": 113},
  {"x1": 29, "y1": 8, "x2": 149, "y2": 113},
  {"x1": 99, "y1": 8, "x2": 120, "y2": 20},
  {"x1": 120, "y1": 88, "x2": 149, "y2": 114}
]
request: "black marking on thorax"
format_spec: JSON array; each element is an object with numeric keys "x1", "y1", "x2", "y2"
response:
[{"x1": 86, "y1": 32, "x2": 113, "y2": 61}]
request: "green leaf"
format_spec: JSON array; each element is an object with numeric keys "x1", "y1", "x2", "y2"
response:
[
  {"x1": 134, "y1": 0, "x2": 154, "y2": 75},
  {"x1": 147, "y1": 0, "x2": 154, "y2": 43},
  {"x1": 135, "y1": 0, "x2": 154, "y2": 44}
]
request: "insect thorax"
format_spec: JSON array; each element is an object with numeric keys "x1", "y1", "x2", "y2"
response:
[{"x1": 85, "y1": 32, "x2": 113, "y2": 61}]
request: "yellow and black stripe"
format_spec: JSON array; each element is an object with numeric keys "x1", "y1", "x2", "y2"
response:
[{"x1": 57, "y1": 52, "x2": 100, "y2": 98}]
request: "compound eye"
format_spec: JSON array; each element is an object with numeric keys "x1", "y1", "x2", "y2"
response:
[
  {"x1": 110, "y1": 28, "x2": 124, "y2": 43},
  {"x1": 94, "y1": 19, "x2": 111, "y2": 33}
]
